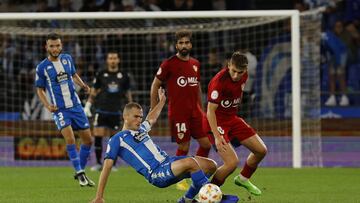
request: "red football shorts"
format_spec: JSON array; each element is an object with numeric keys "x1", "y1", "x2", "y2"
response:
[
  {"x1": 169, "y1": 113, "x2": 207, "y2": 144},
  {"x1": 203, "y1": 116, "x2": 256, "y2": 146}
]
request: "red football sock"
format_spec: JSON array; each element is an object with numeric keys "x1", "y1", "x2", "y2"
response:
[
  {"x1": 176, "y1": 149, "x2": 188, "y2": 156},
  {"x1": 240, "y1": 162, "x2": 257, "y2": 179},
  {"x1": 196, "y1": 146, "x2": 210, "y2": 157}
]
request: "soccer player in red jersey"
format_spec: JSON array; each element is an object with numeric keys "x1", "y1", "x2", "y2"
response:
[
  {"x1": 204, "y1": 52, "x2": 267, "y2": 196},
  {"x1": 150, "y1": 29, "x2": 212, "y2": 190}
]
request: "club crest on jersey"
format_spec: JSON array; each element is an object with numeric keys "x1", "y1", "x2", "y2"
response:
[
  {"x1": 177, "y1": 76, "x2": 198, "y2": 87},
  {"x1": 62, "y1": 59, "x2": 67, "y2": 65},
  {"x1": 157, "y1": 67, "x2": 162, "y2": 75},
  {"x1": 220, "y1": 98, "x2": 241, "y2": 108},
  {"x1": 192, "y1": 65, "x2": 198, "y2": 72},
  {"x1": 117, "y1": 72, "x2": 123, "y2": 79},
  {"x1": 107, "y1": 82, "x2": 119, "y2": 93},
  {"x1": 177, "y1": 132, "x2": 184, "y2": 140}
]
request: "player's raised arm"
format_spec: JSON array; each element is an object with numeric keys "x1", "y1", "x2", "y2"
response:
[
  {"x1": 146, "y1": 87, "x2": 166, "y2": 126},
  {"x1": 150, "y1": 77, "x2": 162, "y2": 110}
]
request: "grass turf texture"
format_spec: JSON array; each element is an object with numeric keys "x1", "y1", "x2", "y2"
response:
[{"x1": 0, "y1": 167, "x2": 359, "y2": 203}]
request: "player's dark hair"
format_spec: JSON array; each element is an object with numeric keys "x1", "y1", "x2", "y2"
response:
[
  {"x1": 230, "y1": 51, "x2": 248, "y2": 70},
  {"x1": 175, "y1": 29, "x2": 192, "y2": 42},
  {"x1": 123, "y1": 102, "x2": 142, "y2": 114},
  {"x1": 46, "y1": 33, "x2": 61, "y2": 41}
]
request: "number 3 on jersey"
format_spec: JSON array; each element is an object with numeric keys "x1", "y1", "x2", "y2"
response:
[{"x1": 175, "y1": 123, "x2": 187, "y2": 140}]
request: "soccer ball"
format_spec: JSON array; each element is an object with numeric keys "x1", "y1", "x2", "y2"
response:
[{"x1": 198, "y1": 183, "x2": 223, "y2": 203}]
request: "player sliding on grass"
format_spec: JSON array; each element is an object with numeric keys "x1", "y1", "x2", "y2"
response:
[
  {"x1": 203, "y1": 51, "x2": 267, "y2": 196},
  {"x1": 35, "y1": 33, "x2": 94, "y2": 187},
  {"x1": 91, "y1": 88, "x2": 217, "y2": 203}
]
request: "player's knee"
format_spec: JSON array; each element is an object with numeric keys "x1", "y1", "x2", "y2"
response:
[
  {"x1": 256, "y1": 145, "x2": 267, "y2": 159},
  {"x1": 208, "y1": 159, "x2": 218, "y2": 174},
  {"x1": 224, "y1": 158, "x2": 239, "y2": 171},
  {"x1": 186, "y1": 157, "x2": 201, "y2": 171}
]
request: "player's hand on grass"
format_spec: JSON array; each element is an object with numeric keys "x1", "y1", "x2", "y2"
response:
[
  {"x1": 90, "y1": 197, "x2": 104, "y2": 203},
  {"x1": 46, "y1": 104, "x2": 58, "y2": 112},
  {"x1": 158, "y1": 87, "x2": 166, "y2": 103}
]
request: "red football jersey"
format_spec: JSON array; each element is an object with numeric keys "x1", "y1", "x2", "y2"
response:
[
  {"x1": 207, "y1": 67, "x2": 248, "y2": 120},
  {"x1": 156, "y1": 55, "x2": 202, "y2": 116}
]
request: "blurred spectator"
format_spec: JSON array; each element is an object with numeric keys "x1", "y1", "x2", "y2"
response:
[
  {"x1": 80, "y1": 0, "x2": 99, "y2": 11},
  {"x1": 322, "y1": 25, "x2": 350, "y2": 106},
  {"x1": 343, "y1": 0, "x2": 360, "y2": 46},
  {"x1": 34, "y1": 0, "x2": 54, "y2": 12},
  {"x1": 141, "y1": 0, "x2": 162, "y2": 11},
  {"x1": 334, "y1": 20, "x2": 358, "y2": 65},
  {"x1": 294, "y1": 0, "x2": 309, "y2": 12},
  {"x1": 161, "y1": 0, "x2": 191, "y2": 11},
  {"x1": 55, "y1": 0, "x2": 75, "y2": 12},
  {"x1": 121, "y1": 0, "x2": 144, "y2": 11},
  {"x1": 202, "y1": 48, "x2": 222, "y2": 93},
  {"x1": 212, "y1": 0, "x2": 226, "y2": 10}
]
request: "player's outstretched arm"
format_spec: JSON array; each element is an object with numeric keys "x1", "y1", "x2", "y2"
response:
[
  {"x1": 36, "y1": 87, "x2": 58, "y2": 112},
  {"x1": 91, "y1": 159, "x2": 114, "y2": 203},
  {"x1": 146, "y1": 87, "x2": 166, "y2": 126},
  {"x1": 150, "y1": 77, "x2": 162, "y2": 110}
]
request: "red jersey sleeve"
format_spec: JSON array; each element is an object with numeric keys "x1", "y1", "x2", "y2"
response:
[
  {"x1": 155, "y1": 59, "x2": 170, "y2": 82},
  {"x1": 207, "y1": 78, "x2": 223, "y2": 104},
  {"x1": 195, "y1": 60, "x2": 201, "y2": 80}
]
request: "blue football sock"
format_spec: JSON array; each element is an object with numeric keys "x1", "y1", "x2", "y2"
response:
[
  {"x1": 66, "y1": 144, "x2": 82, "y2": 172},
  {"x1": 79, "y1": 144, "x2": 91, "y2": 170},
  {"x1": 185, "y1": 170, "x2": 209, "y2": 199}
]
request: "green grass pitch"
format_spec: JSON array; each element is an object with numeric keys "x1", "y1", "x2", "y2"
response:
[{"x1": 0, "y1": 167, "x2": 359, "y2": 203}]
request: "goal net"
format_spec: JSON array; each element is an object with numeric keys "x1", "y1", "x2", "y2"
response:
[{"x1": 0, "y1": 10, "x2": 322, "y2": 167}]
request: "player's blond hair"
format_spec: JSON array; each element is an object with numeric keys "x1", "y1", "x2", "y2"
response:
[{"x1": 123, "y1": 102, "x2": 142, "y2": 115}]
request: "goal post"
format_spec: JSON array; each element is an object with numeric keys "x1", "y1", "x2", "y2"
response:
[{"x1": 0, "y1": 10, "x2": 322, "y2": 168}]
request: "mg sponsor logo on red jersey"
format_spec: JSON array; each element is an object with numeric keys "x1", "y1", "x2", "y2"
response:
[
  {"x1": 220, "y1": 98, "x2": 241, "y2": 108},
  {"x1": 177, "y1": 76, "x2": 198, "y2": 87}
]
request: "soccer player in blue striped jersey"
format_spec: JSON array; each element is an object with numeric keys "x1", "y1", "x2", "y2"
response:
[
  {"x1": 35, "y1": 33, "x2": 94, "y2": 187},
  {"x1": 91, "y1": 88, "x2": 217, "y2": 203}
]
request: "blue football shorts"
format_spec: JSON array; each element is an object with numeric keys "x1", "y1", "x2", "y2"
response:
[
  {"x1": 148, "y1": 155, "x2": 191, "y2": 188},
  {"x1": 53, "y1": 105, "x2": 90, "y2": 131}
]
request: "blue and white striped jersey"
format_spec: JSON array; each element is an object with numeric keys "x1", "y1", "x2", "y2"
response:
[
  {"x1": 105, "y1": 121, "x2": 168, "y2": 180},
  {"x1": 35, "y1": 54, "x2": 81, "y2": 109}
]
